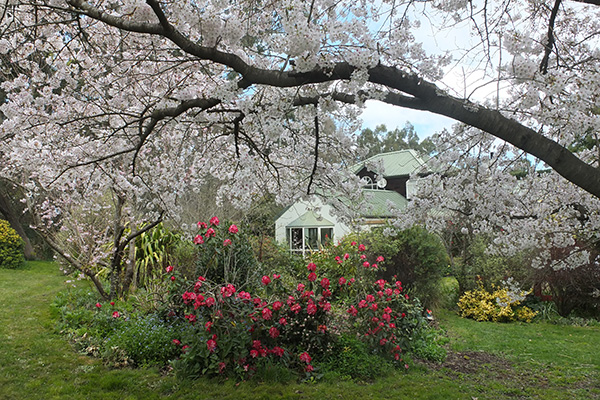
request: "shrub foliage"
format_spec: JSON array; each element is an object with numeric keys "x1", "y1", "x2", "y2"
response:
[{"x1": 0, "y1": 219, "x2": 25, "y2": 269}]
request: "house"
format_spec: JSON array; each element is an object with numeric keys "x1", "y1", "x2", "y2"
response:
[{"x1": 275, "y1": 150, "x2": 427, "y2": 255}]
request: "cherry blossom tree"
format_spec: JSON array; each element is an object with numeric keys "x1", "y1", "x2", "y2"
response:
[{"x1": 1, "y1": 0, "x2": 600, "y2": 297}]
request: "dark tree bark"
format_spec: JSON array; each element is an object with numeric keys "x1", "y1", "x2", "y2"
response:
[{"x1": 0, "y1": 187, "x2": 36, "y2": 260}]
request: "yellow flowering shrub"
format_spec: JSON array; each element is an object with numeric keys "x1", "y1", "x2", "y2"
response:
[
  {"x1": 458, "y1": 281, "x2": 537, "y2": 323},
  {"x1": 0, "y1": 219, "x2": 25, "y2": 269}
]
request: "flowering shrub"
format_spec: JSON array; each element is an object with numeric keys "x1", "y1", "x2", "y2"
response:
[
  {"x1": 0, "y1": 219, "x2": 25, "y2": 269},
  {"x1": 458, "y1": 280, "x2": 537, "y2": 322},
  {"x1": 166, "y1": 218, "x2": 438, "y2": 380},
  {"x1": 194, "y1": 219, "x2": 262, "y2": 291}
]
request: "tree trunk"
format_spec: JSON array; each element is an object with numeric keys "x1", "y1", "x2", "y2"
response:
[{"x1": 0, "y1": 189, "x2": 36, "y2": 260}]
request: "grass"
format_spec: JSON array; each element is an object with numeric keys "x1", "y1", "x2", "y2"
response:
[{"x1": 1, "y1": 261, "x2": 599, "y2": 399}]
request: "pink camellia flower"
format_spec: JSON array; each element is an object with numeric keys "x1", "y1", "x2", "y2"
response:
[
  {"x1": 207, "y1": 339, "x2": 217, "y2": 352},
  {"x1": 358, "y1": 244, "x2": 366, "y2": 252},
  {"x1": 299, "y1": 352, "x2": 312, "y2": 364},
  {"x1": 261, "y1": 275, "x2": 271, "y2": 285},
  {"x1": 307, "y1": 272, "x2": 317, "y2": 282},
  {"x1": 172, "y1": 339, "x2": 181, "y2": 346},
  {"x1": 223, "y1": 239, "x2": 232, "y2": 246},
  {"x1": 193, "y1": 234, "x2": 204, "y2": 245},
  {"x1": 165, "y1": 265, "x2": 174, "y2": 273},
  {"x1": 228, "y1": 224, "x2": 238, "y2": 233},
  {"x1": 209, "y1": 216, "x2": 220, "y2": 226},
  {"x1": 376, "y1": 256, "x2": 385, "y2": 263},
  {"x1": 205, "y1": 228, "x2": 216, "y2": 238},
  {"x1": 320, "y1": 278, "x2": 330, "y2": 289},
  {"x1": 339, "y1": 277, "x2": 347, "y2": 285},
  {"x1": 269, "y1": 327, "x2": 280, "y2": 338},
  {"x1": 307, "y1": 262, "x2": 316, "y2": 272},
  {"x1": 372, "y1": 263, "x2": 378, "y2": 269},
  {"x1": 197, "y1": 221, "x2": 207, "y2": 229},
  {"x1": 95, "y1": 303, "x2": 101, "y2": 308},
  {"x1": 112, "y1": 311, "x2": 120, "y2": 318}
]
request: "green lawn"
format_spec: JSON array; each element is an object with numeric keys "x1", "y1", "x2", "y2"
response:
[{"x1": 1, "y1": 261, "x2": 598, "y2": 399}]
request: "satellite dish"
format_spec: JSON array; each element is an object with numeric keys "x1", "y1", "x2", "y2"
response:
[{"x1": 377, "y1": 178, "x2": 387, "y2": 188}]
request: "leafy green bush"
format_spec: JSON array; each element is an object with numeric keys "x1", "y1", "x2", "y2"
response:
[
  {"x1": 0, "y1": 219, "x2": 25, "y2": 269},
  {"x1": 104, "y1": 314, "x2": 187, "y2": 367},
  {"x1": 320, "y1": 334, "x2": 393, "y2": 381},
  {"x1": 366, "y1": 226, "x2": 448, "y2": 310}
]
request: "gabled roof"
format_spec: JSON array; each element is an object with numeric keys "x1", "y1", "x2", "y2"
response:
[
  {"x1": 361, "y1": 189, "x2": 408, "y2": 218},
  {"x1": 351, "y1": 149, "x2": 427, "y2": 177},
  {"x1": 287, "y1": 211, "x2": 335, "y2": 227}
]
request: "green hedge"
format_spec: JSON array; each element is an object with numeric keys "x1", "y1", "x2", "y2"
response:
[{"x1": 0, "y1": 219, "x2": 25, "y2": 269}]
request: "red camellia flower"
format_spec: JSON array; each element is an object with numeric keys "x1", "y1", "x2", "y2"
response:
[
  {"x1": 209, "y1": 216, "x2": 220, "y2": 226},
  {"x1": 405, "y1": 294, "x2": 410, "y2": 300},
  {"x1": 262, "y1": 307, "x2": 272, "y2": 320},
  {"x1": 307, "y1": 262, "x2": 317, "y2": 272},
  {"x1": 272, "y1": 301, "x2": 283, "y2": 311},
  {"x1": 110, "y1": 301, "x2": 115, "y2": 306},
  {"x1": 228, "y1": 224, "x2": 238, "y2": 233},
  {"x1": 376, "y1": 256, "x2": 385, "y2": 262},
  {"x1": 250, "y1": 349, "x2": 259, "y2": 358},
  {"x1": 170, "y1": 276, "x2": 176, "y2": 281},
  {"x1": 205, "y1": 227, "x2": 216, "y2": 237},
  {"x1": 291, "y1": 304, "x2": 301, "y2": 313},
  {"x1": 317, "y1": 325, "x2": 327, "y2": 333},
  {"x1": 360, "y1": 254, "x2": 367, "y2": 260},
  {"x1": 297, "y1": 283, "x2": 305, "y2": 292},
  {"x1": 306, "y1": 364, "x2": 314, "y2": 372},
  {"x1": 261, "y1": 275, "x2": 271, "y2": 285},
  {"x1": 112, "y1": 311, "x2": 120, "y2": 318},
  {"x1": 299, "y1": 352, "x2": 312, "y2": 364},
  {"x1": 351, "y1": 241, "x2": 357, "y2": 246},
  {"x1": 207, "y1": 339, "x2": 217, "y2": 352},
  {"x1": 339, "y1": 277, "x2": 347, "y2": 285},
  {"x1": 197, "y1": 221, "x2": 207, "y2": 229},
  {"x1": 271, "y1": 346, "x2": 285, "y2": 357},
  {"x1": 366, "y1": 294, "x2": 375, "y2": 302},
  {"x1": 185, "y1": 314, "x2": 197, "y2": 323},
  {"x1": 95, "y1": 303, "x2": 101, "y2": 308},
  {"x1": 320, "y1": 278, "x2": 330, "y2": 289},
  {"x1": 401, "y1": 313, "x2": 406, "y2": 318},
  {"x1": 172, "y1": 339, "x2": 181, "y2": 346},
  {"x1": 347, "y1": 305, "x2": 358, "y2": 316},
  {"x1": 205, "y1": 297, "x2": 216, "y2": 307},
  {"x1": 358, "y1": 244, "x2": 366, "y2": 252},
  {"x1": 166, "y1": 265, "x2": 174, "y2": 273},
  {"x1": 358, "y1": 300, "x2": 368, "y2": 308},
  {"x1": 363, "y1": 261, "x2": 370, "y2": 268},
  {"x1": 372, "y1": 263, "x2": 378, "y2": 269},
  {"x1": 269, "y1": 327, "x2": 280, "y2": 338},
  {"x1": 193, "y1": 234, "x2": 204, "y2": 245},
  {"x1": 307, "y1": 301, "x2": 317, "y2": 315},
  {"x1": 335, "y1": 256, "x2": 342, "y2": 264},
  {"x1": 279, "y1": 317, "x2": 287, "y2": 326},
  {"x1": 205, "y1": 321, "x2": 213, "y2": 331},
  {"x1": 307, "y1": 272, "x2": 317, "y2": 282},
  {"x1": 223, "y1": 239, "x2": 232, "y2": 246},
  {"x1": 344, "y1": 253, "x2": 350, "y2": 260}
]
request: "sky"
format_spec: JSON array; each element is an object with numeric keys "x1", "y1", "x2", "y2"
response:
[{"x1": 360, "y1": 100, "x2": 456, "y2": 139}]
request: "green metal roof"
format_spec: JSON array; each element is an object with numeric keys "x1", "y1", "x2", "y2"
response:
[
  {"x1": 351, "y1": 149, "x2": 426, "y2": 177},
  {"x1": 361, "y1": 189, "x2": 408, "y2": 218},
  {"x1": 287, "y1": 211, "x2": 335, "y2": 227}
]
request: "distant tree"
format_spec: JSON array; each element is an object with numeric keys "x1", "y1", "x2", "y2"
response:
[{"x1": 357, "y1": 123, "x2": 435, "y2": 159}]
